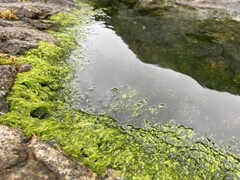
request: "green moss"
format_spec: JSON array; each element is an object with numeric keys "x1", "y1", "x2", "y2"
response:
[
  {"x1": 1, "y1": 1, "x2": 240, "y2": 179},
  {"x1": 50, "y1": 12, "x2": 79, "y2": 27}
]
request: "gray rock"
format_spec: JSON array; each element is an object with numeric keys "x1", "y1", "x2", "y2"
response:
[
  {"x1": 28, "y1": 138, "x2": 97, "y2": 180},
  {"x1": 18, "y1": 64, "x2": 32, "y2": 73},
  {"x1": 0, "y1": 97, "x2": 8, "y2": 114},
  {"x1": 0, "y1": 26, "x2": 59, "y2": 55},
  {"x1": 0, "y1": 125, "x2": 27, "y2": 170},
  {"x1": 0, "y1": 0, "x2": 78, "y2": 8},
  {"x1": 0, "y1": 1, "x2": 73, "y2": 114},
  {"x1": 0, "y1": 19, "x2": 32, "y2": 28},
  {"x1": 0, "y1": 0, "x2": 79, "y2": 114},
  {"x1": 0, "y1": 2, "x2": 76, "y2": 56},
  {"x1": 0, "y1": 65, "x2": 18, "y2": 114},
  {"x1": 25, "y1": 19, "x2": 57, "y2": 30},
  {"x1": 1, "y1": 160, "x2": 57, "y2": 180},
  {"x1": 0, "y1": 0, "x2": 78, "y2": 114},
  {"x1": 0, "y1": 125, "x2": 98, "y2": 179}
]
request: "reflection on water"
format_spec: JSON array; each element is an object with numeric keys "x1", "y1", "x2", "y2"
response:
[
  {"x1": 175, "y1": 0, "x2": 240, "y2": 21},
  {"x1": 70, "y1": 22, "x2": 240, "y2": 147},
  {"x1": 101, "y1": 5, "x2": 240, "y2": 96}
]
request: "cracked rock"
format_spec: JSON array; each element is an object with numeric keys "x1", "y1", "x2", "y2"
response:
[{"x1": 0, "y1": 125, "x2": 97, "y2": 180}]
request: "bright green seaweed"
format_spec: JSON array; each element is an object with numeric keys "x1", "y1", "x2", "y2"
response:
[{"x1": 1, "y1": 1, "x2": 240, "y2": 179}]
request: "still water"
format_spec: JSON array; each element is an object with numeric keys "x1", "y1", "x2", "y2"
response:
[{"x1": 69, "y1": 20, "x2": 240, "y2": 147}]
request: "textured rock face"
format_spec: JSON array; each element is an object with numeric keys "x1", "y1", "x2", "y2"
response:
[
  {"x1": 29, "y1": 138, "x2": 98, "y2": 180},
  {"x1": 0, "y1": 125, "x2": 97, "y2": 180},
  {"x1": 0, "y1": 2, "x2": 66, "y2": 56},
  {"x1": 0, "y1": 65, "x2": 18, "y2": 114},
  {"x1": 0, "y1": 0, "x2": 69, "y2": 114},
  {"x1": 0, "y1": 0, "x2": 80, "y2": 56},
  {"x1": 0, "y1": 27, "x2": 58, "y2": 55},
  {"x1": 0, "y1": 125, "x2": 27, "y2": 170},
  {"x1": 0, "y1": 26, "x2": 59, "y2": 55},
  {"x1": 0, "y1": 0, "x2": 77, "y2": 7}
]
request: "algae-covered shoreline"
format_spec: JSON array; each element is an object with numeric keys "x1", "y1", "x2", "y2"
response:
[{"x1": 1, "y1": 0, "x2": 240, "y2": 179}]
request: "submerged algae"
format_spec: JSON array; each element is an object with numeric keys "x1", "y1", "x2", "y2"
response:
[{"x1": 1, "y1": 1, "x2": 240, "y2": 179}]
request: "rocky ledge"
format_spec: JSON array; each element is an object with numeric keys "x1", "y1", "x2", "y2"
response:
[
  {"x1": 0, "y1": 1, "x2": 69, "y2": 55},
  {"x1": 0, "y1": 125, "x2": 97, "y2": 179},
  {"x1": 0, "y1": 1, "x2": 121, "y2": 179},
  {"x1": 0, "y1": 0, "x2": 74, "y2": 115}
]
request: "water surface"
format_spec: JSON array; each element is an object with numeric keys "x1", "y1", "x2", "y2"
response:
[
  {"x1": 101, "y1": 5, "x2": 240, "y2": 95},
  {"x1": 70, "y1": 21, "x2": 240, "y2": 147}
]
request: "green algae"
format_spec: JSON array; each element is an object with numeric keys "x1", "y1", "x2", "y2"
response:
[
  {"x1": 1, "y1": 1, "x2": 240, "y2": 179},
  {"x1": 50, "y1": 12, "x2": 79, "y2": 27}
]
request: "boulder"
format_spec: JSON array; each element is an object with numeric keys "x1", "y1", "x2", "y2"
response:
[
  {"x1": 0, "y1": 125, "x2": 98, "y2": 179},
  {"x1": 0, "y1": 26, "x2": 59, "y2": 55}
]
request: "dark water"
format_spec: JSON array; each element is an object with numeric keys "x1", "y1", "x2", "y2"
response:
[
  {"x1": 70, "y1": 3, "x2": 240, "y2": 147},
  {"x1": 102, "y1": 5, "x2": 240, "y2": 95}
]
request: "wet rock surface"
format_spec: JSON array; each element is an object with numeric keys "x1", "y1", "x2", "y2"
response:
[{"x1": 0, "y1": 125, "x2": 97, "y2": 180}]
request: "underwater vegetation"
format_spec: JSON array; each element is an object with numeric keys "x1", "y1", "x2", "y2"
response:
[{"x1": 1, "y1": 0, "x2": 240, "y2": 179}]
